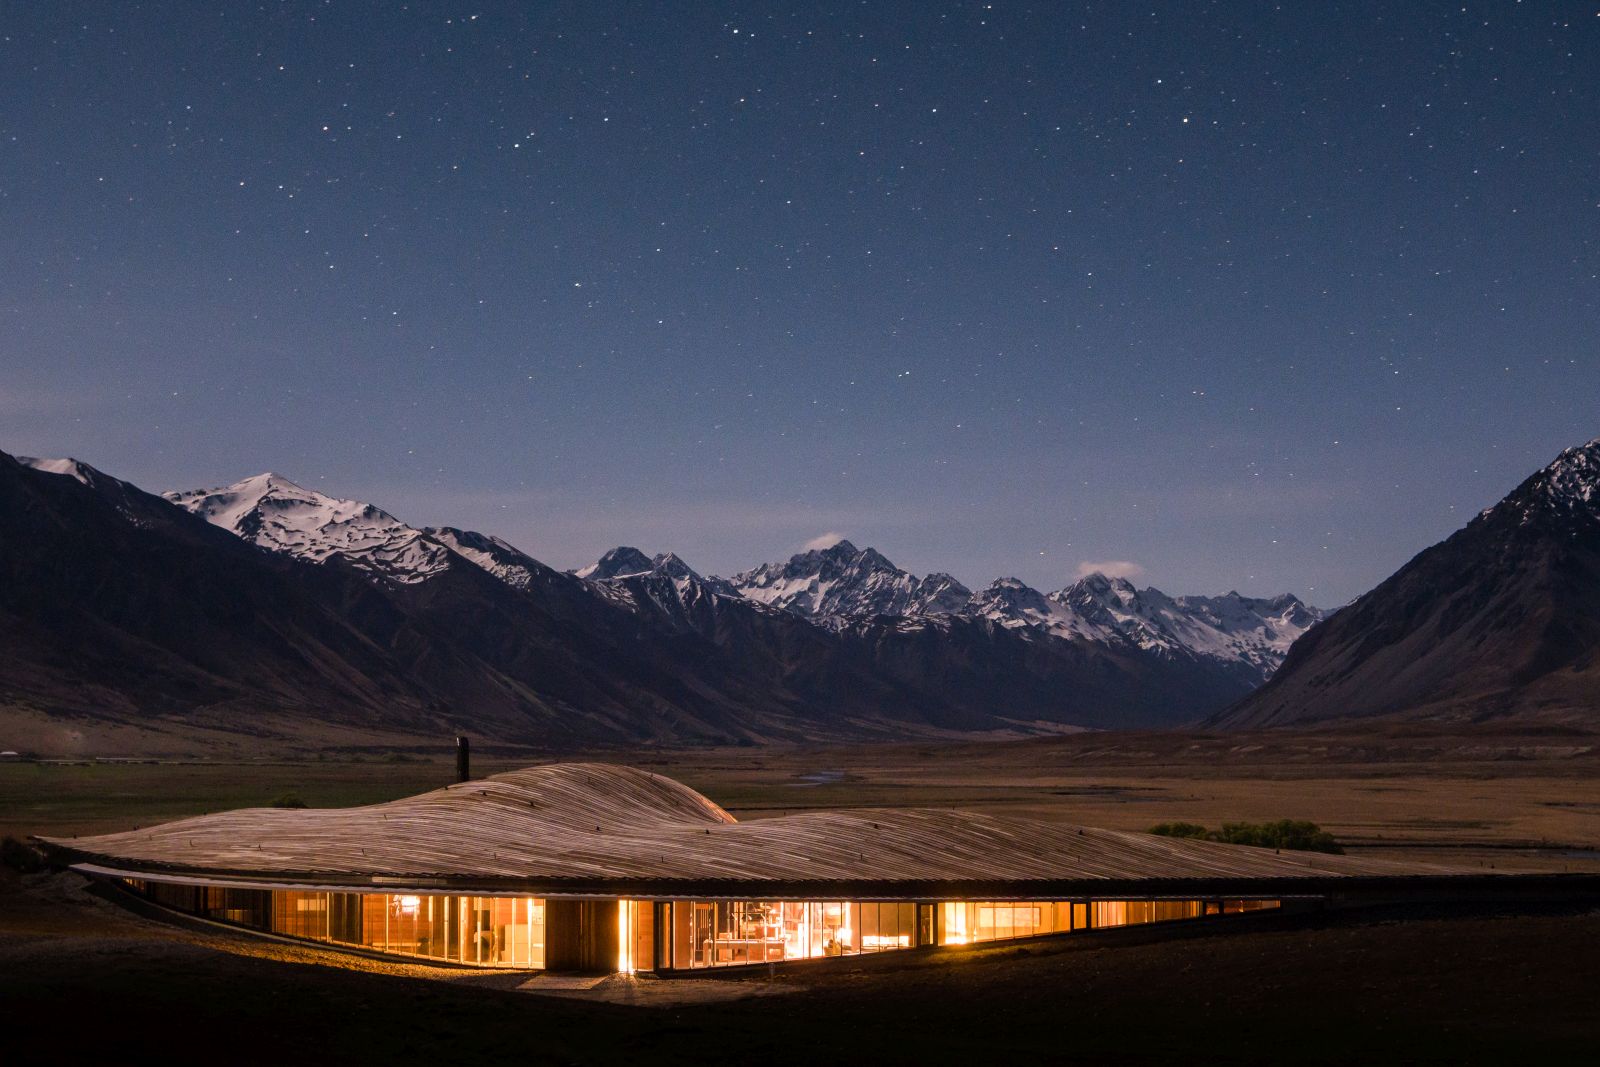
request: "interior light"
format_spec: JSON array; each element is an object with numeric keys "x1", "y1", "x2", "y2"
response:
[{"x1": 618, "y1": 900, "x2": 635, "y2": 974}]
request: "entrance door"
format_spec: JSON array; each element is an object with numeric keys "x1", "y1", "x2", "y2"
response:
[{"x1": 544, "y1": 899, "x2": 631, "y2": 972}]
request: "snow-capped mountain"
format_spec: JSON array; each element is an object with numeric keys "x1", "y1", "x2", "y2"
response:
[
  {"x1": 1478, "y1": 436, "x2": 1600, "y2": 530},
  {"x1": 576, "y1": 547, "x2": 737, "y2": 593},
  {"x1": 576, "y1": 546, "x2": 657, "y2": 581},
  {"x1": 425, "y1": 526, "x2": 558, "y2": 592},
  {"x1": 724, "y1": 542, "x2": 1319, "y2": 682},
  {"x1": 955, "y1": 574, "x2": 1319, "y2": 684},
  {"x1": 18, "y1": 456, "x2": 98, "y2": 485},
  {"x1": 1046, "y1": 574, "x2": 1321, "y2": 683},
  {"x1": 165, "y1": 473, "x2": 455, "y2": 584},
  {"x1": 164, "y1": 472, "x2": 600, "y2": 603},
  {"x1": 964, "y1": 577, "x2": 1099, "y2": 639},
  {"x1": 575, "y1": 547, "x2": 744, "y2": 620},
  {"x1": 728, "y1": 540, "x2": 972, "y2": 623}
]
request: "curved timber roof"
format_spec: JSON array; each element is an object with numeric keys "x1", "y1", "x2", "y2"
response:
[{"x1": 43, "y1": 762, "x2": 1466, "y2": 897}]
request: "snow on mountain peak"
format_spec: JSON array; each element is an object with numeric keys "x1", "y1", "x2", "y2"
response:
[
  {"x1": 649, "y1": 551, "x2": 703, "y2": 582},
  {"x1": 966, "y1": 577, "x2": 1068, "y2": 630},
  {"x1": 579, "y1": 546, "x2": 733, "y2": 587},
  {"x1": 1048, "y1": 575, "x2": 1322, "y2": 677},
  {"x1": 576, "y1": 546, "x2": 656, "y2": 581},
  {"x1": 915, "y1": 571, "x2": 976, "y2": 614},
  {"x1": 728, "y1": 542, "x2": 970, "y2": 623},
  {"x1": 17, "y1": 456, "x2": 96, "y2": 486},
  {"x1": 1480, "y1": 436, "x2": 1600, "y2": 530},
  {"x1": 724, "y1": 543, "x2": 1319, "y2": 679},
  {"x1": 165, "y1": 473, "x2": 453, "y2": 583},
  {"x1": 1068, "y1": 571, "x2": 1140, "y2": 603},
  {"x1": 426, "y1": 527, "x2": 549, "y2": 590},
  {"x1": 966, "y1": 576, "x2": 1145, "y2": 644},
  {"x1": 571, "y1": 546, "x2": 744, "y2": 623},
  {"x1": 18, "y1": 454, "x2": 168, "y2": 528}
]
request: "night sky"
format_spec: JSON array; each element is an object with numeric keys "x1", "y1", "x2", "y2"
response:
[{"x1": 3, "y1": 2, "x2": 1596, "y2": 605}]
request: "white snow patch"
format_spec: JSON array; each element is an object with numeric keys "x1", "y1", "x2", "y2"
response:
[
  {"x1": 17, "y1": 456, "x2": 93, "y2": 486},
  {"x1": 165, "y1": 473, "x2": 453, "y2": 584}
]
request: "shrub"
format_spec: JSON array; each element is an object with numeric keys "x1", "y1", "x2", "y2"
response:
[
  {"x1": 1217, "y1": 819, "x2": 1344, "y2": 854},
  {"x1": 1149, "y1": 819, "x2": 1343, "y2": 854},
  {"x1": 1147, "y1": 821, "x2": 1210, "y2": 840}
]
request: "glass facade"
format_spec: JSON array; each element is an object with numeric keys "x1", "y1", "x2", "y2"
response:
[
  {"x1": 119, "y1": 878, "x2": 1282, "y2": 973},
  {"x1": 941, "y1": 898, "x2": 1280, "y2": 946},
  {"x1": 667, "y1": 900, "x2": 919, "y2": 968},
  {"x1": 124, "y1": 880, "x2": 546, "y2": 968},
  {"x1": 658, "y1": 897, "x2": 1281, "y2": 969},
  {"x1": 940, "y1": 900, "x2": 1079, "y2": 944}
]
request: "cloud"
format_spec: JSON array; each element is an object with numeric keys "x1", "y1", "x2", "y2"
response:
[
  {"x1": 1076, "y1": 559, "x2": 1144, "y2": 580},
  {"x1": 802, "y1": 531, "x2": 850, "y2": 551}
]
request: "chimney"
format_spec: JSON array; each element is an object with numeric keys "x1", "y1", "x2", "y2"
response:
[{"x1": 455, "y1": 735, "x2": 470, "y2": 783}]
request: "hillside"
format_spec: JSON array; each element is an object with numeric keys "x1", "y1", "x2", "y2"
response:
[{"x1": 1215, "y1": 438, "x2": 1600, "y2": 728}]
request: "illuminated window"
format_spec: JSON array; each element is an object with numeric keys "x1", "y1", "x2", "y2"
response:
[{"x1": 665, "y1": 899, "x2": 919, "y2": 969}]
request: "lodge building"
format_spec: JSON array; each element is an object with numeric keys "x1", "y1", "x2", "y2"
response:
[{"x1": 35, "y1": 763, "x2": 1569, "y2": 975}]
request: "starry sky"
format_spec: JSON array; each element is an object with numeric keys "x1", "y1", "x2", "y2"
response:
[{"x1": 3, "y1": 2, "x2": 1596, "y2": 605}]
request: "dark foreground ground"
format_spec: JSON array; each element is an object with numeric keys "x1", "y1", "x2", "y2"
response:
[
  {"x1": 2, "y1": 868, "x2": 1597, "y2": 1066},
  {"x1": 5, "y1": 729, "x2": 1598, "y2": 1063}
]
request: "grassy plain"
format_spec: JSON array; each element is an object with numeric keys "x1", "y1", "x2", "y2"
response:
[
  {"x1": 3, "y1": 724, "x2": 1599, "y2": 1063},
  {"x1": 6, "y1": 724, "x2": 1598, "y2": 872}
]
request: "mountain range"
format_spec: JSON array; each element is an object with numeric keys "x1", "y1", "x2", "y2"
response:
[
  {"x1": 5, "y1": 435, "x2": 1596, "y2": 754},
  {"x1": 576, "y1": 539, "x2": 1320, "y2": 686},
  {"x1": 163, "y1": 475, "x2": 1325, "y2": 695},
  {"x1": 0, "y1": 449, "x2": 1317, "y2": 753},
  {"x1": 155, "y1": 472, "x2": 1325, "y2": 685}
]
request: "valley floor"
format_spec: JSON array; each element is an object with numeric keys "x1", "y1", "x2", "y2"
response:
[
  {"x1": 3, "y1": 728, "x2": 1599, "y2": 1062},
  {"x1": 7, "y1": 724, "x2": 1599, "y2": 873}
]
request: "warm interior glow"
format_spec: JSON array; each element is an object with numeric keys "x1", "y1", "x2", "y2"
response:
[
  {"x1": 666, "y1": 900, "x2": 913, "y2": 967},
  {"x1": 120, "y1": 878, "x2": 1284, "y2": 974},
  {"x1": 942, "y1": 901, "x2": 969, "y2": 945},
  {"x1": 862, "y1": 934, "x2": 911, "y2": 949},
  {"x1": 617, "y1": 899, "x2": 635, "y2": 974}
]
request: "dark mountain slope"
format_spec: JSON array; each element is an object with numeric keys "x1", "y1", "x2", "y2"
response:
[
  {"x1": 0, "y1": 452, "x2": 439, "y2": 731},
  {"x1": 844, "y1": 615, "x2": 1255, "y2": 731},
  {"x1": 1215, "y1": 438, "x2": 1600, "y2": 728},
  {"x1": 0, "y1": 453, "x2": 857, "y2": 745}
]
